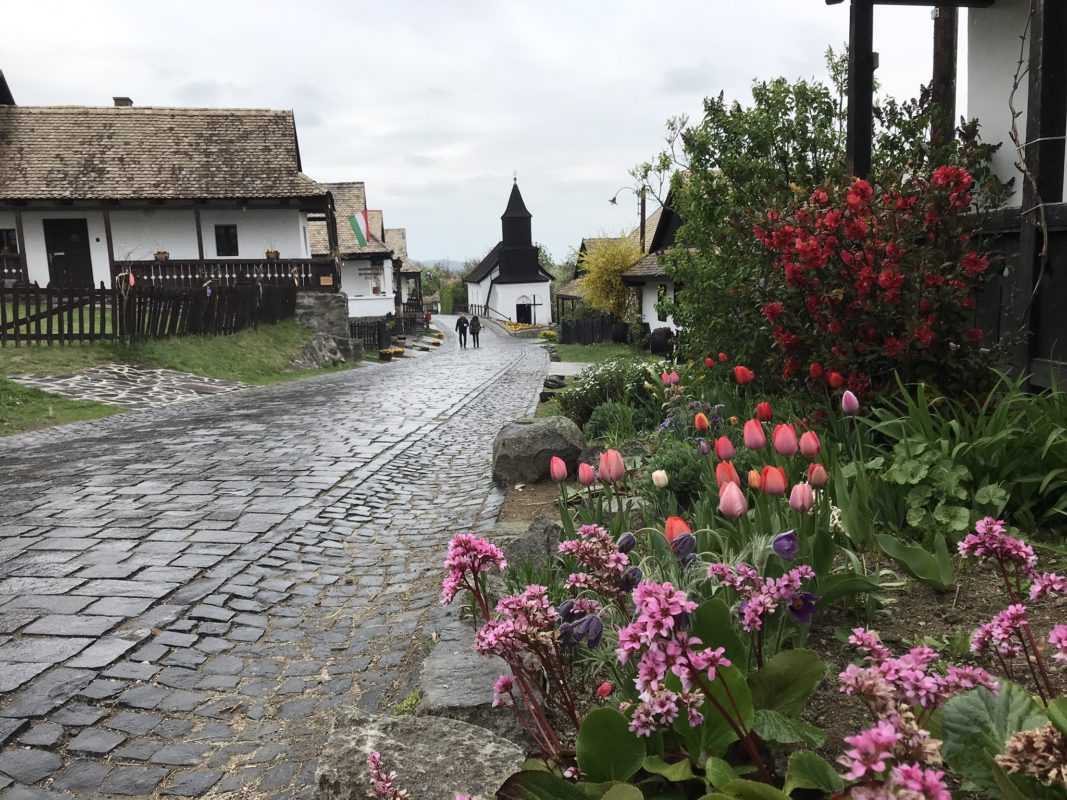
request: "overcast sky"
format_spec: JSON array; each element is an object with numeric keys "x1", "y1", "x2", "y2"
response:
[{"x1": 6, "y1": 1, "x2": 971, "y2": 264}]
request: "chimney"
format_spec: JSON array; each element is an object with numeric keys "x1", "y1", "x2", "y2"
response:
[{"x1": 113, "y1": 97, "x2": 133, "y2": 107}]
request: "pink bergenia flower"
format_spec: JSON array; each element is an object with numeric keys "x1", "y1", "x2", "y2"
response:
[
  {"x1": 439, "y1": 534, "x2": 507, "y2": 605},
  {"x1": 849, "y1": 628, "x2": 893, "y2": 663},
  {"x1": 971, "y1": 604, "x2": 1028, "y2": 658},
  {"x1": 891, "y1": 763, "x2": 952, "y2": 800},
  {"x1": 958, "y1": 517, "x2": 1037, "y2": 576},
  {"x1": 492, "y1": 675, "x2": 513, "y2": 707},
  {"x1": 367, "y1": 752, "x2": 410, "y2": 799},
  {"x1": 707, "y1": 563, "x2": 816, "y2": 631},
  {"x1": 839, "y1": 720, "x2": 901, "y2": 780},
  {"x1": 1050, "y1": 624, "x2": 1067, "y2": 663},
  {"x1": 1029, "y1": 571, "x2": 1067, "y2": 601},
  {"x1": 475, "y1": 585, "x2": 558, "y2": 658},
  {"x1": 558, "y1": 523, "x2": 630, "y2": 601}
]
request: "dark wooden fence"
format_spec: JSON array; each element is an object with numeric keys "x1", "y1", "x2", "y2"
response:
[
  {"x1": 0, "y1": 254, "x2": 26, "y2": 286},
  {"x1": 559, "y1": 313, "x2": 630, "y2": 345},
  {"x1": 350, "y1": 318, "x2": 390, "y2": 352},
  {"x1": 0, "y1": 283, "x2": 295, "y2": 346},
  {"x1": 124, "y1": 258, "x2": 338, "y2": 291}
]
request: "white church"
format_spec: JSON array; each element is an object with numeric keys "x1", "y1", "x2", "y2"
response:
[{"x1": 465, "y1": 181, "x2": 553, "y2": 325}]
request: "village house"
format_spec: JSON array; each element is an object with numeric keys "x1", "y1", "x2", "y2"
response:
[
  {"x1": 0, "y1": 80, "x2": 339, "y2": 291},
  {"x1": 385, "y1": 227, "x2": 423, "y2": 311},
  {"x1": 622, "y1": 194, "x2": 684, "y2": 333},
  {"x1": 466, "y1": 180, "x2": 553, "y2": 325}
]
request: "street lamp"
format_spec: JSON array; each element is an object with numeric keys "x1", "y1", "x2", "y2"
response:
[{"x1": 609, "y1": 185, "x2": 647, "y2": 253}]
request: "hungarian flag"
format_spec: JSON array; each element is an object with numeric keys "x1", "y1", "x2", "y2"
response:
[{"x1": 348, "y1": 211, "x2": 370, "y2": 246}]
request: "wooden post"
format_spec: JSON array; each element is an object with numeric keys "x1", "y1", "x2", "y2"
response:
[
  {"x1": 639, "y1": 186, "x2": 647, "y2": 253},
  {"x1": 13, "y1": 207, "x2": 27, "y2": 284},
  {"x1": 194, "y1": 207, "x2": 205, "y2": 260},
  {"x1": 102, "y1": 206, "x2": 116, "y2": 281},
  {"x1": 931, "y1": 5, "x2": 958, "y2": 146},
  {"x1": 846, "y1": 0, "x2": 875, "y2": 179},
  {"x1": 1003, "y1": 0, "x2": 1067, "y2": 375}
]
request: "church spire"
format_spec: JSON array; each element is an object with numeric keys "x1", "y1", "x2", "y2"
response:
[
  {"x1": 501, "y1": 180, "x2": 532, "y2": 247},
  {"x1": 502, "y1": 180, "x2": 531, "y2": 220}
]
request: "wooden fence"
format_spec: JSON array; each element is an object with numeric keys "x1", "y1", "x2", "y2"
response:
[
  {"x1": 0, "y1": 283, "x2": 295, "y2": 346},
  {"x1": 350, "y1": 318, "x2": 390, "y2": 352},
  {"x1": 559, "y1": 313, "x2": 630, "y2": 345},
  {"x1": 124, "y1": 258, "x2": 338, "y2": 291}
]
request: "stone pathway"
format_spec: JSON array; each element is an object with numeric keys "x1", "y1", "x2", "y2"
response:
[
  {"x1": 0, "y1": 318, "x2": 545, "y2": 799},
  {"x1": 10, "y1": 365, "x2": 247, "y2": 412}
]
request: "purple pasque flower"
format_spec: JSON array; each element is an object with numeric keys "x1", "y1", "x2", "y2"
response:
[
  {"x1": 671, "y1": 533, "x2": 697, "y2": 560},
  {"x1": 616, "y1": 532, "x2": 637, "y2": 553},
  {"x1": 697, "y1": 438, "x2": 711, "y2": 456},
  {"x1": 619, "y1": 565, "x2": 643, "y2": 592},
  {"x1": 771, "y1": 530, "x2": 799, "y2": 561},
  {"x1": 570, "y1": 614, "x2": 604, "y2": 648},
  {"x1": 787, "y1": 592, "x2": 818, "y2": 624}
]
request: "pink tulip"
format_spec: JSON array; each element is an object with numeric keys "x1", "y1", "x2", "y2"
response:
[
  {"x1": 714, "y1": 436, "x2": 735, "y2": 461},
  {"x1": 761, "y1": 466, "x2": 788, "y2": 496},
  {"x1": 789, "y1": 482, "x2": 815, "y2": 513},
  {"x1": 660, "y1": 371, "x2": 680, "y2": 386},
  {"x1": 578, "y1": 463, "x2": 597, "y2": 486},
  {"x1": 807, "y1": 463, "x2": 830, "y2": 488},
  {"x1": 841, "y1": 390, "x2": 860, "y2": 416},
  {"x1": 598, "y1": 449, "x2": 625, "y2": 483},
  {"x1": 743, "y1": 419, "x2": 766, "y2": 449},
  {"x1": 772, "y1": 423, "x2": 799, "y2": 456},
  {"x1": 718, "y1": 481, "x2": 748, "y2": 519},
  {"x1": 799, "y1": 431, "x2": 821, "y2": 458},
  {"x1": 549, "y1": 456, "x2": 568, "y2": 482}
]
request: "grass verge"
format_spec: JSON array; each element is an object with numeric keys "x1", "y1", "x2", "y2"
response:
[
  {"x1": 0, "y1": 377, "x2": 119, "y2": 437},
  {"x1": 553, "y1": 342, "x2": 642, "y2": 363}
]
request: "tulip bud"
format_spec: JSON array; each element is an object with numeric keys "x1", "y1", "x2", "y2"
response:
[
  {"x1": 772, "y1": 423, "x2": 799, "y2": 456},
  {"x1": 761, "y1": 466, "x2": 788, "y2": 496},
  {"x1": 789, "y1": 482, "x2": 815, "y2": 513},
  {"x1": 651, "y1": 469, "x2": 669, "y2": 489},
  {"x1": 743, "y1": 419, "x2": 767, "y2": 449},
  {"x1": 549, "y1": 456, "x2": 568, "y2": 482},
  {"x1": 578, "y1": 462, "x2": 597, "y2": 486},
  {"x1": 755, "y1": 401, "x2": 773, "y2": 422},
  {"x1": 718, "y1": 481, "x2": 748, "y2": 519},
  {"x1": 671, "y1": 533, "x2": 697, "y2": 559},
  {"x1": 809, "y1": 362, "x2": 824, "y2": 380},
  {"x1": 595, "y1": 681, "x2": 614, "y2": 699},
  {"x1": 715, "y1": 461, "x2": 740, "y2": 487},
  {"x1": 616, "y1": 532, "x2": 636, "y2": 554},
  {"x1": 694, "y1": 412, "x2": 710, "y2": 433},
  {"x1": 664, "y1": 515, "x2": 692, "y2": 542},
  {"x1": 799, "y1": 431, "x2": 821, "y2": 458},
  {"x1": 807, "y1": 462, "x2": 830, "y2": 488},
  {"x1": 598, "y1": 449, "x2": 625, "y2": 483},
  {"x1": 714, "y1": 436, "x2": 735, "y2": 461},
  {"x1": 718, "y1": 352, "x2": 728, "y2": 363},
  {"x1": 704, "y1": 356, "x2": 715, "y2": 369},
  {"x1": 841, "y1": 389, "x2": 860, "y2": 416},
  {"x1": 828, "y1": 371, "x2": 846, "y2": 389},
  {"x1": 733, "y1": 365, "x2": 755, "y2": 385},
  {"x1": 747, "y1": 468, "x2": 762, "y2": 490}
]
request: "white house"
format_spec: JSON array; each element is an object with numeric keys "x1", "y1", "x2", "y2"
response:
[
  {"x1": 386, "y1": 227, "x2": 423, "y2": 308},
  {"x1": 0, "y1": 84, "x2": 335, "y2": 289},
  {"x1": 622, "y1": 193, "x2": 684, "y2": 333},
  {"x1": 466, "y1": 181, "x2": 553, "y2": 325}
]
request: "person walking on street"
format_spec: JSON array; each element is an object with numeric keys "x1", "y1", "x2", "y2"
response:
[
  {"x1": 455, "y1": 314, "x2": 469, "y2": 349},
  {"x1": 469, "y1": 315, "x2": 482, "y2": 349}
]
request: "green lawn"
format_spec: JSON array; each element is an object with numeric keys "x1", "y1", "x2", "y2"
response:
[
  {"x1": 2, "y1": 302, "x2": 115, "y2": 336},
  {"x1": 553, "y1": 342, "x2": 643, "y2": 363},
  {"x1": 0, "y1": 377, "x2": 119, "y2": 437}
]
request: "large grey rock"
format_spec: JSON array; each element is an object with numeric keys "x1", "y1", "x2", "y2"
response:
[
  {"x1": 492, "y1": 416, "x2": 585, "y2": 485},
  {"x1": 290, "y1": 333, "x2": 348, "y2": 371},
  {"x1": 316, "y1": 708, "x2": 523, "y2": 800},
  {"x1": 491, "y1": 516, "x2": 561, "y2": 569},
  {"x1": 295, "y1": 291, "x2": 360, "y2": 360}
]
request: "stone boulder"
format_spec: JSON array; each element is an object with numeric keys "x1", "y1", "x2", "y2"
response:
[
  {"x1": 492, "y1": 516, "x2": 561, "y2": 569},
  {"x1": 290, "y1": 333, "x2": 349, "y2": 371},
  {"x1": 316, "y1": 707, "x2": 523, "y2": 800},
  {"x1": 492, "y1": 416, "x2": 584, "y2": 485}
]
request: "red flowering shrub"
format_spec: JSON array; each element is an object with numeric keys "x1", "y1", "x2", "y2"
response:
[{"x1": 753, "y1": 167, "x2": 996, "y2": 395}]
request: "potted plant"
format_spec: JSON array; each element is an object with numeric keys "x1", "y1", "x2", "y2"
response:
[
  {"x1": 265, "y1": 248, "x2": 280, "y2": 261},
  {"x1": 154, "y1": 250, "x2": 169, "y2": 262}
]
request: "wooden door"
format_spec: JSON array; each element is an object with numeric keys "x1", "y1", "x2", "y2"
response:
[
  {"x1": 43, "y1": 218, "x2": 93, "y2": 287},
  {"x1": 515, "y1": 303, "x2": 532, "y2": 324}
]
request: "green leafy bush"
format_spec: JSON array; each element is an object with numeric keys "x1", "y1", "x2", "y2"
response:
[
  {"x1": 557, "y1": 357, "x2": 653, "y2": 427},
  {"x1": 583, "y1": 401, "x2": 637, "y2": 444},
  {"x1": 645, "y1": 439, "x2": 705, "y2": 505}
]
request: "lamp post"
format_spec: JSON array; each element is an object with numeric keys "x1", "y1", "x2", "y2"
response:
[{"x1": 609, "y1": 185, "x2": 647, "y2": 253}]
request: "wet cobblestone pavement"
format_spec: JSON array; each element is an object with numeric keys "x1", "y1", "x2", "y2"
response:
[{"x1": 0, "y1": 320, "x2": 546, "y2": 799}]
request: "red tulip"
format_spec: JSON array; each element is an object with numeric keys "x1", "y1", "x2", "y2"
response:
[
  {"x1": 761, "y1": 466, "x2": 788, "y2": 496},
  {"x1": 714, "y1": 436, "x2": 736, "y2": 461},
  {"x1": 789, "y1": 482, "x2": 815, "y2": 512},
  {"x1": 598, "y1": 449, "x2": 625, "y2": 483},
  {"x1": 718, "y1": 482, "x2": 748, "y2": 519},
  {"x1": 595, "y1": 681, "x2": 614, "y2": 699},
  {"x1": 772, "y1": 423, "x2": 799, "y2": 456},
  {"x1": 664, "y1": 515, "x2": 692, "y2": 543},
  {"x1": 828, "y1": 371, "x2": 846, "y2": 389},
  {"x1": 799, "y1": 431, "x2": 821, "y2": 458},
  {"x1": 578, "y1": 462, "x2": 597, "y2": 486},
  {"x1": 743, "y1": 419, "x2": 767, "y2": 449},
  {"x1": 807, "y1": 463, "x2": 829, "y2": 488},
  {"x1": 747, "y1": 468, "x2": 762, "y2": 490},
  {"x1": 694, "y1": 412, "x2": 710, "y2": 433},
  {"x1": 809, "y1": 362, "x2": 824, "y2": 380},
  {"x1": 715, "y1": 461, "x2": 740, "y2": 487},
  {"x1": 704, "y1": 356, "x2": 715, "y2": 369},
  {"x1": 733, "y1": 365, "x2": 755, "y2": 385},
  {"x1": 718, "y1": 352, "x2": 728, "y2": 363},
  {"x1": 755, "y1": 401, "x2": 773, "y2": 422},
  {"x1": 549, "y1": 456, "x2": 568, "y2": 482}
]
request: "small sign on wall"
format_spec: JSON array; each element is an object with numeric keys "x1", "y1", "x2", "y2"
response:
[{"x1": 319, "y1": 276, "x2": 334, "y2": 287}]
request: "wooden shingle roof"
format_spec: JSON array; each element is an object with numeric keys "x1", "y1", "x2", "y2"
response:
[
  {"x1": 308, "y1": 181, "x2": 391, "y2": 258},
  {"x1": 0, "y1": 105, "x2": 325, "y2": 200}
]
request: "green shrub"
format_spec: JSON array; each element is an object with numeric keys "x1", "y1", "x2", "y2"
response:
[
  {"x1": 583, "y1": 401, "x2": 636, "y2": 444},
  {"x1": 645, "y1": 439, "x2": 705, "y2": 506},
  {"x1": 557, "y1": 357, "x2": 653, "y2": 427}
]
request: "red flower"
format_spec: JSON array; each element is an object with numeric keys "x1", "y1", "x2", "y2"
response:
[
  {"x1": 965, "y1": 327, "x2": 984, "y2": 345},
  {"x1": 755, "y1": 401, "x2": 773, "y2": 422},
  {"x1": 733, "y1": 365, "x2": 755, "y2": 385},
  {"x1": 762, "y1": 302, "x2": 784, "y2": 322},
  {"x1": 961, "y1": 251, "x2": 989, "y2": 277},
  {"x1": 883, "y1": 336, "x2": 907, "y2": 359},
  {"x1": 704, "y1": 356, "x2": 715, "y2": 369},
  {"x1": 914, "y1": 326, "x2": 935, "y2": 349},
  {"x1": 809, "y1": 362, "x2": 824, "y2": 380},
  {"x1": 810, "y1": 189, "x2": 830, "y2": 206},
  {"x1": 664, "y1": 515, "x2": 692, "y2": 543},
  {"x1": 718, "y1": 352, "x2": 728, "y2": 363},
  {"x1": 827, "y1": 371, "x2": 846, "y2": 389}
]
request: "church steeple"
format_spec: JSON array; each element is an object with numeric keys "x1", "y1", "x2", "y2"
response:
[{"x1": 501, "y1": 179, "x2": 532, "y2": 247}]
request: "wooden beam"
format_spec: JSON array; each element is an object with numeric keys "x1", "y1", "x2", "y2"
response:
[
  {"x1": 846, "y1": 0, "x2": 875, "y2": 179},
  {"x1": 13, "y1": 208, "x2": 27, "y2": 281},
  {"x1": 931, "y1": 5, "x2": 958, "y2": 146},
  {"x1": 102, "y1": 206, "x2": 116, "y2": 275},
  {"x1": 1002, "y1": 0, "x2": 1067, "y2": 374},
  {"x1": 194, "y1": 207, "x2": 205, "y2": 260}
]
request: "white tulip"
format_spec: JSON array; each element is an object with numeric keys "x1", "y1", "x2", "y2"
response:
[{"x1": 651, "y1": 469, "x2": 669, "y2": 489}]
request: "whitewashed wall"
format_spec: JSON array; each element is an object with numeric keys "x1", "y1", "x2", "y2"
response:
[
  {"x1": 967, "y1": 0, "x2": 1067, "y2": 205},
  {"x1": 340, "y1": 257, "x2": 394, "y2": 298},
  {"x1": 490, "y1": 282, "x2": 553, "y2": 325},
  {"x1": 639, "y1": 280, "x2": 677, "y2": 331},
  {"x1": 20, "y1": 209, "x2": 111, "y2": 286},
  {"x1": 111, "y1": 209, "x2": 198, "y2": 261},
  {"x1": 198, "y1": 209, "x2": 309, "y2": 259}
]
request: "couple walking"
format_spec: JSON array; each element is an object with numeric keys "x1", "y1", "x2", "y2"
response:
[{"x1": 455, "y1": 314, "x2": 482, "y2": 349}]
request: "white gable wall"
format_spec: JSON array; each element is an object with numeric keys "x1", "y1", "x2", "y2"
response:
[
  {"x1": 637, "y1": 279, "x2": 677, "y2": 332},
  {"x1": 20, "y1": 209, "x2": 112, "y2": 287},
  {"x1": 198, "y1": 209, "x2": 309, "y2": 259}
]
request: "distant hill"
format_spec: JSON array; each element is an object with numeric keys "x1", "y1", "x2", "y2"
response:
[{"x1": 413, "y1": 258, "x2": 468, "y2": 272}]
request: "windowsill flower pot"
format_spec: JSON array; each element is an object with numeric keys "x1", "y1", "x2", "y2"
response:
[
  {"x1": 265, "y1": 249, "x2": 280, "y2": 261},
  {"x1": 154, "y1": 250, "x2": 169, "y2": 262}
]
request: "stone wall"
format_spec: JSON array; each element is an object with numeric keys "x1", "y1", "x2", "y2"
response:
[{"x1": 295, "y1": 291, "x2": 360, "y2": 360}]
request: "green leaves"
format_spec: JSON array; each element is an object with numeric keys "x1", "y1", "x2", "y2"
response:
[
  {"x1": 751, "y1": 709, "x2": 825, "y2": 747},
  {"x1": 782, "y1": 752, "x2": 844, "y2": 797},
  {"x1": 691, "y1": 598, "x2": 747, "y2": 666},
  {"x1": 674, "y1": 665, "x2": 753, "y2": 760},
  {"x1": 641, "y1": 756, "x2": 695, "y2": 783},
  {"x1": 876, "y1": 532, "x2": 955, "y2": 591},
  {"x1": 748, "y1": 649, "x2": 826, "y2": 717},
  {"x1": 496, "y1": 771, "x2": 590, "y2": 799},
  {"x1": 576, "y1": 708, "x2": 647, "y2": 783},
  {"x1": 1047, "y1": 697, "x2": 1067, "y2": 736},
  {"x1": 942, "y1": 682, "x2": 1048, "y2": 794}
]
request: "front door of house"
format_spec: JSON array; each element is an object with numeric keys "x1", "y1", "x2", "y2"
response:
[
  {"x1": 516, "y1": 303, "x2": 532, "y2": 324},
  {"x1": 43, "y1": 219, "x2": 93, "y2": 287}
]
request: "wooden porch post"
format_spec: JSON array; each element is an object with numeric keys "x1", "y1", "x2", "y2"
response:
[
  {"x1": 1003, "y1": 0, "x2": 1067, "y2": 375},
  {"x1": 931, "y1": 6, "x2": 958, "y2": 146},
  {"x1": 194, "y1": 207, "x2": 205, "y2": 260},
  {"x1": 102, "y1": 206, "x2": 116, "y2": 280},
  {"x1": 13, "y1": 207, "x2": 27, "y2": 283},
  {"x1": 846, "y1": 0, "x2": 875, "y2": 179}
]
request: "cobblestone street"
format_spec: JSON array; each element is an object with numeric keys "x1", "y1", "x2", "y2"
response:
[{"x1": 0, "y1": 320, "x2": 546, "y2": 799}]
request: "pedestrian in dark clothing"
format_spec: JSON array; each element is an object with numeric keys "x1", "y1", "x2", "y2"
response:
[
  {"x1": 455, "y1": 315, "x2": 469, "y2": 349},
  {"x1": 470, "y1": 315, "x2": 482, "y2": 349}
]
